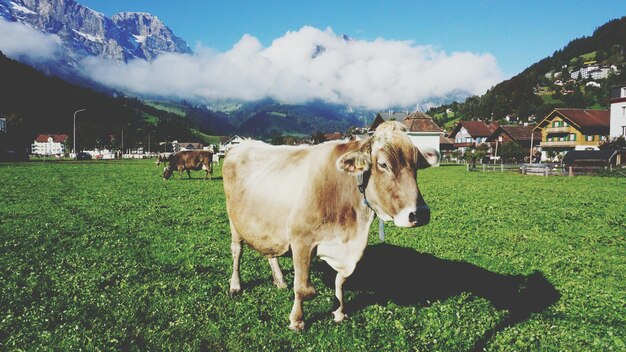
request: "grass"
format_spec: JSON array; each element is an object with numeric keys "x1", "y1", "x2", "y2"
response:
[
  {"x1": 143, "y1": 100, "x2": 186, "y2": 116},
  {"x1": 0, "y1": 160, "x2": 624, "y2": 351},
  {"x1": 191, "y1": 129, "x2": 222, "y2": 146}
]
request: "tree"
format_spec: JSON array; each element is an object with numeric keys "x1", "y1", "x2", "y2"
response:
[
  {"x1": 599, "y1": 136, "x2": 626, "y2": 150},
  {"x1": 498, "y1": 142, "x2": 527, "y2": 163}
]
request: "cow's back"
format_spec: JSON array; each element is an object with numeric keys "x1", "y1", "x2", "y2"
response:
[{"x1": 223, "y1": 141, "x2": 326, "y2": 255}]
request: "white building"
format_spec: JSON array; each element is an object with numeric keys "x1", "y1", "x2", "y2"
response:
[
  {"x1": 571, "y1": 65, "x2": 617, "y2": 80},
  {"x1": 31, "y1": 134, "x2": 68, "y2": 156},
  {"x1": 609, "y1": 83, "x2": 626, "y2": 138},
  {"x1": 369, "y1": 111, "x2": 443, "y2": 164},
  {"x1": 219, "y1": 135, "x2": 244, "y2": 154}
]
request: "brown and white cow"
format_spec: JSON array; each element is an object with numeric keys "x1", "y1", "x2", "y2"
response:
[
  {"x1": 222, "y1": 121, "x2": 438, "y2": 330},
  {"x1": 163, "y1": 150, "x2": 213, "y2": 180}
]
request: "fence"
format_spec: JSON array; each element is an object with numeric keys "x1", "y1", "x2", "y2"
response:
[{"x1": 467, "y1": 163, "x2": 618, "y2": 176}]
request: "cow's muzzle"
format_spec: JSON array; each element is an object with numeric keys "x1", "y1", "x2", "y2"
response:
[
  {"x1": 408, "y1": 205, "x2": 430, "y2": 227},
  {"x1": 393, "y1": 196, "x2": 430, "y2": 228}
]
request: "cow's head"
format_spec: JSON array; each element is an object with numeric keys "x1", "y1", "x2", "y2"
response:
[
  {"x1": 337, "y1": 121, "x2": 438, "y2": 227},
  {"x1": 162, "y1": 166, "x2": 174, "y2": 180}
]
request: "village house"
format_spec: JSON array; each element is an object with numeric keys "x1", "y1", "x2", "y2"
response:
[
  {"x1": 448, "y1": 120, "x2": 499, "y2": 154},
  {"x1": 369, "y1": 111, "x2": 444, "y2": 162},
  {"x1": 219, "y1": 135, "x2": 244, "y2": 155},
  {"x1": 609, "y1": 82, "x2": 626, "y2": 139},
  {"x1": 533, "y1": 108, "x2": 609, "y2": 161},
  {"x1": 176, "y1": 142, "x2": 203, "y2": 151},
  {"x1": 31, "y1": 133, "x2": 68, "y2": 156},
  {"x1": 487, "y1": 124, "x2": 541, "y2": 149}
]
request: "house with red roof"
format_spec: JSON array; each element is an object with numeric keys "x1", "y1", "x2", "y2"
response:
[
  {"x1": 487, "y1": 125, "x2": 541, "y2": 149},
  {"x1": 448, "y1": 120, "x2": 499, "y2": 153},
  {"x1": 369, "y1": 111, "x2": 444, "y2": 163},
  {"x1": 533, "y1": 108, "x2": 609, "y2": 161},
  {"x1": 31, "y1": 134, "x2": 69, "y2": 156}
]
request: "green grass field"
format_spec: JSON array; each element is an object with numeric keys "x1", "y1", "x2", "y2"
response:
[{"x1": 0, "y1": 160, "x2": 624, "y2": 351}]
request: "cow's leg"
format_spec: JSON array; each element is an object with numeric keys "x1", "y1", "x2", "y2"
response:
[
  {"x1": 178, "y1": 166, "x2": 184, "y2": 179},
  {"x1": 229, "y1": 221, "x2": 243, "y2": 296},
  {"x1": 332, "y1": 273, "x2": 347, "y2": 322},
  {"x1": 289, "y1": 243, "x2": 315, "y2": 331},
  {"x1": 203, "y1": 163, "x2": 212, "y2": 180},
  {"x1": 186, "y1": 168, "x2": 191, "y2": 179},
  {"x1": 268, "y1": 257, "x2": 287, "y2": 289}
]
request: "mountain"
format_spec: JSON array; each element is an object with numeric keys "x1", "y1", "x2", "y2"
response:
[
  {"x1": 428, "y1": 16, "x2": 626, "y2": 128},
  {"x1": 207, "y1": 99, "x2": 369, "y2": 138},
  {"x1": 0, "y1": 0, "x2": 191, "y2": 66},
  {"x1": 0, "y1": 51, "x2": 199, "y2": 157},
  {"x1": 111, "y1": 12, "x2": 192, "y2": 61}
]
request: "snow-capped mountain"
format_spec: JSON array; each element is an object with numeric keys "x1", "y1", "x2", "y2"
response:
[
  {"x1": 0, "y1": 0, "x2": 191, "y2": 65},
  {"x1": 112, "y1": 12, "x2": 191, "y2": 61}
]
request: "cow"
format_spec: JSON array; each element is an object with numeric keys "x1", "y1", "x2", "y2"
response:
[
  {"x1": 162, "y1": 150, "x2": 213, "y2": 180},
  {"x1": 155, "y1": 153, "x2": 171, "y2": 167},
  {"x1": 223, "y1": 121, "x2": 438, "y2": 330}
]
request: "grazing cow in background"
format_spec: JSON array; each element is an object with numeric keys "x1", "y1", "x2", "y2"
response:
[
  {"x1": 155, "y1": 153, "x2": 171, "y2": 167},
  {"x1": 163, "y1": 150, "x2": 213, "y2": 180},
  {"x1": 223, "y1": 121, "x2": 438, "y2": 330}
]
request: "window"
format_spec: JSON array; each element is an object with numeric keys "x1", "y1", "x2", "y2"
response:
[
  {"x1": 569, "y1": 134, "x2": 576, "y2": 141},
  {"x1": 622, "y1": 126, "x2": 626, "y2": 137},
  {"x1": 585, "y1": 135, "x2": 594, "y2": 141}
]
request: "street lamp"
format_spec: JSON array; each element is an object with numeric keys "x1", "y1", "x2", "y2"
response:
[{"x1": 73, "y1": 109, "x2": 86, "y2": 160}]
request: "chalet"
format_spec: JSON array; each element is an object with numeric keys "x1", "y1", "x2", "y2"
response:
[
  {"x1": 533, "y1": 108, "x2": 609, "y2": 161},
  {"x1": 609, "y1": 82, "x2": 626, "y2": 139},
  {"x1": 369, "y1": 111, "x2": 410, "y2": 130},
  {"x1": 177, "y1": 142, "x2": 203, "y2": 151},
  {"x1": 31, "y1": 134, "x2": 68, "y2": 156},
  {"x1": 487, "y1": 125, "x2": 541, "y2": 149},
  {"x1": 448, "y1": 120, "x2": 499, "y2": 153},
  {"x1": 369, "y1": 111, "x2": 444, "y2": 161},
  {"x1": 219, "y1": 135, "x2": 244, "y2": 154}
]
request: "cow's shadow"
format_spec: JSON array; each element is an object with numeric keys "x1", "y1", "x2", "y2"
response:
[{"x1": 312, "y1": 243, "x2": 560, "y2": 350}]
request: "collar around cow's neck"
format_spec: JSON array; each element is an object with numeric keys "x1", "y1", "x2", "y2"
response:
[{"x1": 357, "y1": 171, "x2": 385, "y2": 242}]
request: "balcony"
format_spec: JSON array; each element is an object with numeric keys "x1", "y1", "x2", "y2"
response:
[
  {"x1": 540, "y1": 140, "x2": 577, "y2": 148},
  {"x1": 545, "y1": 126, "x2": 572, "y2": 133}
]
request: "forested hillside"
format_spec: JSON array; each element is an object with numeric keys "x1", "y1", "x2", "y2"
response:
[
  {"x1": 0, "y1": 52, "x2": 207, "y2": 155},
  {"x1": 429, "y1": 16, "x2": 626, "y2": 127}
]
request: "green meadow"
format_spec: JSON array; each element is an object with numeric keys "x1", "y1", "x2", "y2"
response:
[{"x1": 0, "y1": 160, "x2": 624, "y2": 351}]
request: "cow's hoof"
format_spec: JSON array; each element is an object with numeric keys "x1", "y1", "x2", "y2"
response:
[
  {"x1": 274, "y1": 280, "x2": 287, "y2": 289},
  {"x1": 289, "y1": 320, "x2": 305, "y2": 331},
  {"x1": 333, "y1": 310, "x2": 347, "y2": 323},
  {"x1": 229, "y1": 288, "x2": 241, "y2": 297}
]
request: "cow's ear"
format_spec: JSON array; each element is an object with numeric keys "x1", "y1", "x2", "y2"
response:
[
  {"x1": 417, "y1": 147, "x2": 439, "y2": 169},
  {"x1": 337, "y1": 151, "x2": 371, "y2": 174}
]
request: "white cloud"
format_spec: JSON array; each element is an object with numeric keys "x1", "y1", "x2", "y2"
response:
[
  {"x1": 0, "y1": 19, "x2": 60, "y2": 61},
  {"x1": 81, "y1": 26, "x2": 503, "y2": 110}
]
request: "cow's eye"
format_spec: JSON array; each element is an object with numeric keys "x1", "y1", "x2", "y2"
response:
[{"x1": 377, "y1": 161, "x2": 388, "y2": 170}]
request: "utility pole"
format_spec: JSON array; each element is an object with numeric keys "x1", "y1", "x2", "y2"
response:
[{"x1": 73, "y1": 109, "x2": 86, "y2": 160}]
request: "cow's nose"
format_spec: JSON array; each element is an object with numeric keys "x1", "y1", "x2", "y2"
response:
[{"x1": 409, "y1": 205, "x2": 430, "y2": 227}]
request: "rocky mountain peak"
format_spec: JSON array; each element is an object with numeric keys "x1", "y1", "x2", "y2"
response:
[
  {"x1": 112, "y1": 11, "x2": 191, "y2": 60},
  {"x1": 0, "y1": 0, "x2": 192, "y2": 63}
]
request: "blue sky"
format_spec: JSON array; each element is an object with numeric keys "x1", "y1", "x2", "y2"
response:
[{"x1": 79, "y1": 0, "x2": 624, "y2": 78}]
